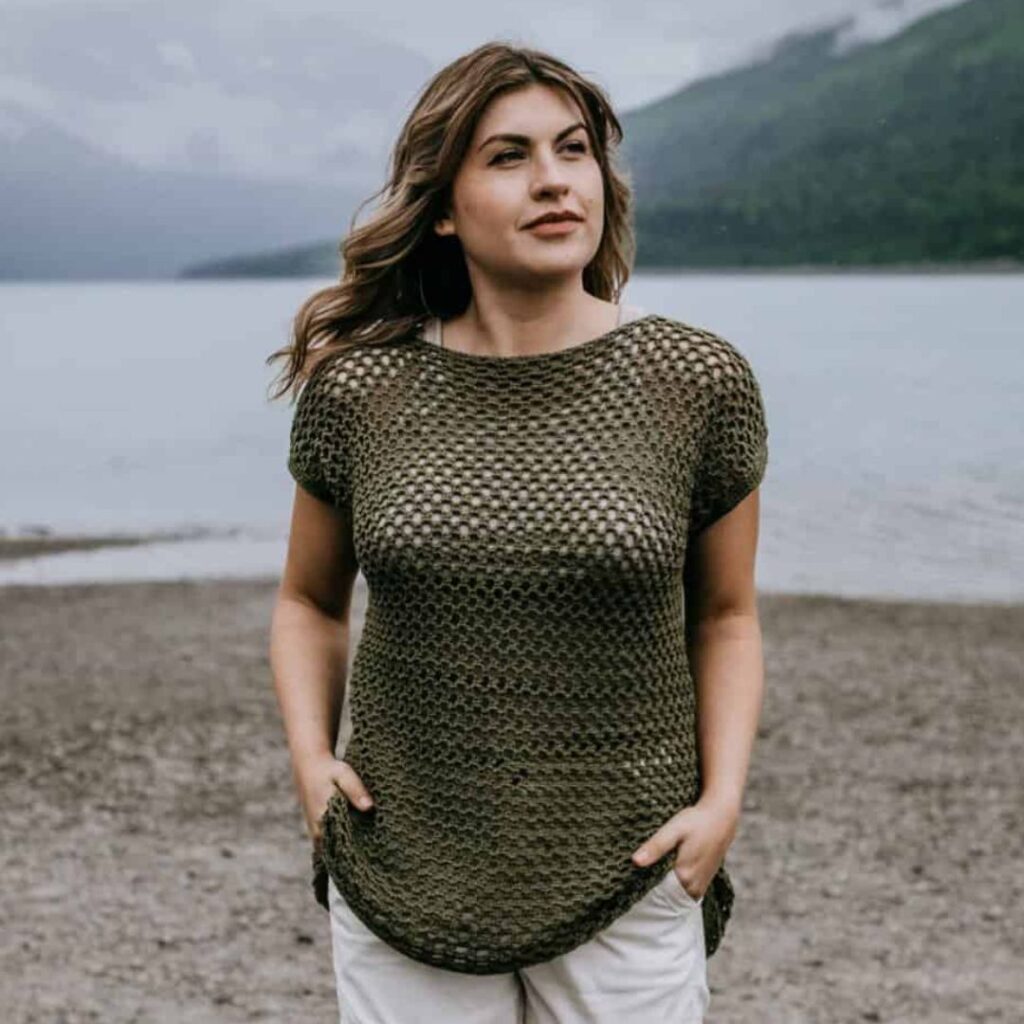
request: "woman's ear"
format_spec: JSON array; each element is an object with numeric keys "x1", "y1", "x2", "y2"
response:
[
  {"x1": 434, "y1": 212, "x2": 455, "y2": 237},
  {"x1": 433, "y1": 187, "x2": 456, "y2": 236}
]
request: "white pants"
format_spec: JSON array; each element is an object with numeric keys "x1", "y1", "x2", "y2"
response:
[{"x1": 327, "y1": 868, "x2": 711, "y2": 1023}]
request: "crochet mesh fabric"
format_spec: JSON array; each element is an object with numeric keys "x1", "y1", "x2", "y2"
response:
[{"x1": 287, "y1": 313, "x2": 769, "y2": 974}]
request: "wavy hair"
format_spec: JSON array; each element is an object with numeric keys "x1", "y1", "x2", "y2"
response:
[{"x1": 267, "y1": 39, "x2": 636, "y2": 400}]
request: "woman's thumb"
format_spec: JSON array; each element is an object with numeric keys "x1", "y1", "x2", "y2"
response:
[{"x1": 338, "y1": 763, "x2": 374, "y2": 809}]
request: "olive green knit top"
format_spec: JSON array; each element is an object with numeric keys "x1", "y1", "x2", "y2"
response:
[{"x1": 288, "y1": 311, "x2": 769, "y2": 975}]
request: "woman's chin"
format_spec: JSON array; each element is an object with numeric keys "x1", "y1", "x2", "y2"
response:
[{"x1": 511, "y1": 249, "x2": 594, "y2": 278}]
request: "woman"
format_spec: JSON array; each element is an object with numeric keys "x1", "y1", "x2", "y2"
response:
[{"x1": 268, "y1": 40, "x2": 769, "y2": 1023}]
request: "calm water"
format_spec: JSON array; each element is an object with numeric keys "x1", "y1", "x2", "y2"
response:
[{"x1": 2, "y1": 274, "x2": 1022, "y2": 601}]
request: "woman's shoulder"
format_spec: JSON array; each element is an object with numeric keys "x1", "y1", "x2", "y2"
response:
[
  {"x1": 645, "y1": 315, "x2": 760, "y2": 380},
  {"x1": 632, "y1": 313, "x2": 749, "y2": 367},
  {"x1": 301, "y1": 332, "x2": 416, "y2": 398}
]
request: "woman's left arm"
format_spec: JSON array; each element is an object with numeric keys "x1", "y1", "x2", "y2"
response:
[
  {"x1": 631, "y1": 487, "x2": 764, "y2": 896},
  {"x1": 684, "y1": 485, "x2": 765, "y2": 820}
]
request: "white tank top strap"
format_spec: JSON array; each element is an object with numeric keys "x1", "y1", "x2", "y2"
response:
[
  {"x1": 419, "y1": 315, "x2": 442, "y2": 347},
  {"x1": 617, "y1": 302, "x2": 647, "y2": 325}
]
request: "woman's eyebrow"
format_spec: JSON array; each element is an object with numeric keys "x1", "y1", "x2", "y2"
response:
[{"x1": 477, "y1": 121, "x2": 586, "y2": 151}]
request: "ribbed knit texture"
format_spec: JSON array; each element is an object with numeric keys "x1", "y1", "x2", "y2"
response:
[{"x1": 288, "y1": 313, "x2": 769, "y2": 974}]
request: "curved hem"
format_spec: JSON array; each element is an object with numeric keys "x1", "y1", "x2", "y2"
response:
[{"x1": 312, "y1": 827, "x2": 734, "y2": 974}]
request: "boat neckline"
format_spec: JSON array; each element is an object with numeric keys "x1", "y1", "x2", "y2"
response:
[{"x1": 404, "y1": 313, "x2": 662, "y2": 366}]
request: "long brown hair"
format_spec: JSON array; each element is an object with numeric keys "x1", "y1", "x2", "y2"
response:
[{"x1": 266, "y1": 39, "x2": 636, "y2": 401}]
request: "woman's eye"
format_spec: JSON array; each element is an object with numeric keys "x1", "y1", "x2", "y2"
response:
[{"x1": 491, "y1": 140, "x2": 589, "y2": 165}]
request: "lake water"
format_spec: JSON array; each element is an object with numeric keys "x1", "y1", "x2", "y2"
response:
[{"x1": 1, "y1": 273, "x2": 1021, "y2": 602}]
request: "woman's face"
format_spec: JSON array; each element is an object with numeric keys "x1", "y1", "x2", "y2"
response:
[{"x1": 435, "y1": 83, "x2": 605, "y2": 288}]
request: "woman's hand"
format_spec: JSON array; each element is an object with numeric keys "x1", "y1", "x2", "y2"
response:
[
  {"x1": 630, "y1": 793, "x2": 741, "y2": 900},
  {"x1": 294, "y1": 751, "x2": 375, "y2": 848}
]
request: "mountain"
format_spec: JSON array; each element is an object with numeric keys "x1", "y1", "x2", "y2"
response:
[
  {"x1": 0, "y1": 3, "x2": 430, "y2": 280},
  {"x1": 180, "y1": 0, "x2": 1022, "y2": 276},
  {"x1": 623, "y1": 0, "x2": 1023, "y2": 266},
  {"x1": 0, "y1": 101, "x2": 366, "y2": 280},
  {"x1": 3, "y1": 0, "x2": 1019, "y2": 278}
]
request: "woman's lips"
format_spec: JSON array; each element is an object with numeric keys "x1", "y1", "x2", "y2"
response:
[{"x1": 526, "y1": 219, "x2": 582, "y2": 235}]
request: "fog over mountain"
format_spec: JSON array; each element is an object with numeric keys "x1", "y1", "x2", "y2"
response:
[{"x1": 0, "y1": 0, "x2": 979, "y2": 279}]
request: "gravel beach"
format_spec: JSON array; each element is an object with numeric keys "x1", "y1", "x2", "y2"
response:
[{"x1": 1, "y1": 576, "x2": 1021, "y2": 1023}]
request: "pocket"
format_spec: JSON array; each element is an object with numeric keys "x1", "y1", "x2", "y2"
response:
[{"x1": 658, "y1": 865, "x2": 705, "y2": 911}]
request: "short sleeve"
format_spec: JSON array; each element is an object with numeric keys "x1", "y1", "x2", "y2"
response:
[
  {"x1": 287, "y1": 363, "x2": 353, "y2": 508},
  {"x1": 687, "y1": 343, "x2": 769, "y2": 537}
]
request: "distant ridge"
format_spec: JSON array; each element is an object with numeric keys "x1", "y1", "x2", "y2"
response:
[
  {"x1": 182, "y1": 0, "x2": 1022, "y2": 277},
  {"x1": 622, "y1": 0, "x2": 1023, "y2": 267}
]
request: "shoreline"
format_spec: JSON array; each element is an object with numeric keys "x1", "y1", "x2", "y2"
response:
[
  {"x1": 634, "y1": 259, "x2": 1024, "y2": 275},
  {"x1": 3, "y1": 260, "x2": 1023, "y2": 287},
  {"x1": 1, "y1": 572, "x2": 1020, "y2": 612},
  {"x1": 1, "y1": 530, "x2": 1020, "y2": 607},
  {"x1": 0, "y1": 526, "x2": 240, "y2": 562}
]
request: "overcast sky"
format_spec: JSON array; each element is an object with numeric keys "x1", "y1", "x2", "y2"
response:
[
  {"x1": 2, "y1": 0, "x2": 969, "y2": 109},
  {"x1": 321, "y1": 0, "x2": 971, "y2": 108},
  {"x1": 0, "y1": 0, "x2": 971, "y2": 183}
]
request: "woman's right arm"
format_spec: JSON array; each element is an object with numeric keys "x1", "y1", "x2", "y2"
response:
[{"x1": 269, "y1": 483, "x2": 374, "y2": 849}]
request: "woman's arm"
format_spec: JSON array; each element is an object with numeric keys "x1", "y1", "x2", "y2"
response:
[
  {"x1": 269, "y1": 484, "x2": 373, "y2": 846},
  {"x1": 683, "y1": 486, "x2": 765, "y2": 819},
  {"x1": 631, "y1": 487, "x2": 764, "y2": 895}
]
